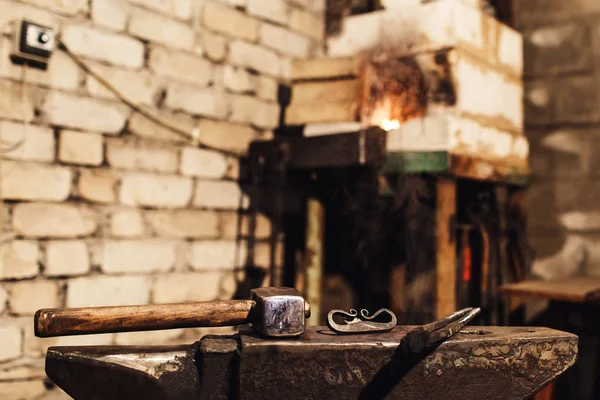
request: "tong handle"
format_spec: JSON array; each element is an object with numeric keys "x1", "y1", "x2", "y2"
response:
[{"x1": 34, "y1": 300, "x2": 255, "y2": 337}]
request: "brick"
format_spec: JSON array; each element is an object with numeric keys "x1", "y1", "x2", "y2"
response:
[
  {"x1": 149, "y1": 47, "x2": 213, "y2": 87},
  {"x1": 514, "y1": 0, "x2": 600, "y2": 27},
  {"x1": 190, "y1": 240, "x2": 246, "y2": 270},
  {"x1": 260, "y1": 23, "x2": 311, "y2": 58},
  {"x1": 202, "y1": 3, "x2": 260, "y2": 41},
  {"x1": 257, "y1": 75, "x2": 278, "y2": 101},
  {"x1": 8, "y1": 281, "x2": 59, "y2": 315},
  {"x1": 0, "y1": 80, "x2": 34, "y2": 123},
  {"x1": 129, "y1": 8, "x2": 195, "y2": 50},
  {"x1": 527, "y1": 130, "x2": 586, "y2": 180},
  {"x1": 1, "y1": 161, "x2": 72, "y2": 202},
  {"x1": 59, "y1": 130, "x2": 104, "y2": 166},
  {"x1": 101, "y1": 240, "x2": 177, "y2": 274},
  {"x1": 193, "y1": 180, "x2": 248, "y2": 209},
  {"x1": 195, "y1": 119, "x2": 257, "y2": 154},
  {"x1": 19, "y1": 0, "x2": 87, "y2": 15},
  {"x1": 45, "y1": 240, "x2": 90, "y2": 277},
  {"x1": 0, "y1": 325, "x2": 22, "y2": 361},
  {"x1": 114, "y1": 328, "x2": 184, "y2": 346},
  {"x1": 289, "y1": 8, "x2": 324, "y2": 40},
  {"x1": 291, "y1": 79, "x2": 360, "y2": 105},
  {"x1": 453, "y1": 53, "x2": 523, "y2": 132},
  {"x1": 110, "y1": 209, "x2": 145, "y2": 238},
  {"x1": 0, "y1": 0, "x2": 59, "y2": 31},
  {"x1": 147, "y1": 210, "x2": 219, "y2": 239},
  {"x1": 0, "y1": 381, "x2": 46, "y2": 399},
  {"x1": 78, "y1": 169, "x2": 118, "y2": 204},
  {"x1": 524, "y1": 24, "x2": 591, "y2": 76},
  {"x1": 152, "y1": 272, "x2": 225, "y2": 303},
  {"x1": 92, "y1": 0, "x2": 128, "y2": 31},
  {"x1": 0, "y1": 38, "x2": 80, "y2": 91},
  {"x1": 229, "y1": 40, "x2": 281, "y2": 77},
  {"x1": 594, "y1": 22, "x2": 600, "y2": 66},
  {"x1": 0, "y1": 122, "x2": 54, "y2": 163},
  {"x1": 128, "y1": 110, "x2": 195, "y2": 143},
  {"x1": 13, "y1": 203, "x2": 98, "y2": 238},
  {"x1": 67, "y1": 276, "x2": 151, "y2": 307},
  {"x1": 119, "y1": 173, "x2": 193, "y2": 208},
  {"x1": 286, "y1": 102, "x2": 358, "y2": 125},
  {"x1": 165, "y1": 84, "x2": 229, "y2": 118},
  {"x1": 224, "y1": 66, "x2": 256, "y2": 93},
  {"x1": 291, "y1": 57, "x2": 359, "y2": 81},
  {"x1": 308, "y1": 0, "x2": 326, "y2": 12},
  {"x1": 201, "y1": 31, "x2": 228, "y2": 62},
  {"x1": 181, "y1": 147, "x2": 229, "y2": 178},
  {"x1": 106, "y1": 139, "x2": 178, "y2": 173},
  {"x1": 87, "y1": 63, "x2": 163, "y2": 106},
  {"x1": 248, "y1": 0, "x2": 288, "y2": 24},
  {"x1": 280, "y1": 57, "x2": 292, "y2": 81},
  {"x1": 130, "y1": 0, "x2": 193, "y2": 20},
  {"x1": 0, "y1": 241, "x2": 38, "y2": 280},
  {"x1": 221, "y1": 212, "x2": 271, "y2": 239},
  {"x1": 555, "y1": 75, "x2": 600, "y2": 123},
  {"x1": 62, "y1": 24, "x2": 144, "y2": 68},
  {"x1": 525, "y1": 80, "x2": 554, "y2": 125},
  {"x1": 230, "y1": 95, "x2": 279, "y2": 129},
  {"x1": 0, "y1": 286, "x2": 6, "y2": 313},
  {"x1": 38, "y1": 91, "x2": 128, "y2": 134}
]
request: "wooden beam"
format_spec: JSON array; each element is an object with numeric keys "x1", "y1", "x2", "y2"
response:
[
  {"x1": 305, "y1": 198, "x2": 324, "y2": 326},
  {"x1": 435, "y1": 179, "x2": 457, "y2": 319}
]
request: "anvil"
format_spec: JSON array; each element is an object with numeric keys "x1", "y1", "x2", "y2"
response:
[{"x1": 44, "y1": 325, "x2": 577, "y2": 400}]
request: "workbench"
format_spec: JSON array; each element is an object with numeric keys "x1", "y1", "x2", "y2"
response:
[{"x1": 501, "y1": 277, "x2": 600, "y2": 399}]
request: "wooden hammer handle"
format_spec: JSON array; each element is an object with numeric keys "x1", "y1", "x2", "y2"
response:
[{"x1": 34, "y1": 300, "x2": 256, "y2": 338}]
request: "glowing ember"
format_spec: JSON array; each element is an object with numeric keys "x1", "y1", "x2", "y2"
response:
[{"x1": 380, "y1": 119, "x2": 400, "y2": 131}]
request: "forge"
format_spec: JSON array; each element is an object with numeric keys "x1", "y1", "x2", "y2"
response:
[{"x1": 247, "y1": 0, "x2": 531, "y2": 326}]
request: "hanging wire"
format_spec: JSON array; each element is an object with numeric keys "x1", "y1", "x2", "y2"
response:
[{"x1": 57, "y1": 37, "x2": 240, "y2": 158}]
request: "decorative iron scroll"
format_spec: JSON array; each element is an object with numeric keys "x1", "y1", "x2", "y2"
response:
[{"x1": 327, "y1": 308, "x2": 397, "y2": 334}]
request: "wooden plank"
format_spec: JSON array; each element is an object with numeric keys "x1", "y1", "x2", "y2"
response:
[
  {"x1": 435, "y1": 179, "x2": 457, "y2": 319},
  {"x1": 499, "y1": 278, "x2": 600, "y2": 304},
  {"x1": 286, "y1": 101, "x2": 359, "y2": 125},
  {"x1": 291, "y1": 79, "x2": 361, "y2": 106},
  {"x1": 305, "y1": 198, "x2": 324, "y2": 326},
  {"x1": 291, "y1": 57, "x2": 361, "y2": 81}
]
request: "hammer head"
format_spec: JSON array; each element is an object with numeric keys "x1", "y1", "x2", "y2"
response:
[{"x1": 250, "y1": 287, "x2": 310, "y2": 338}]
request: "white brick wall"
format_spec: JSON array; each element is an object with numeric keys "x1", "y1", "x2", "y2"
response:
[
  {"x1": 0, "y1": 0, "x2": 324, "y2": 394},
  {"x1": 62, "y1": 25, "x2": 144, "y2": 68}
]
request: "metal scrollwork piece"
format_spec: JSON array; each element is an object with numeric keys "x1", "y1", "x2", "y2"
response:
[{"x1": 327, "y1": 308, "x2": 397, "y2": 334}]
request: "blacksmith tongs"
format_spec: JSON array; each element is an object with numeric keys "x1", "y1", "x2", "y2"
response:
[{"x1": 358, "y1": 307, "x2": 481, "y2": 399}]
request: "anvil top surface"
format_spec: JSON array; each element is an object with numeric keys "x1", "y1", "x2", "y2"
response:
[{"x1": 241, "y1": 325, "x2": 564, "y2": 348}]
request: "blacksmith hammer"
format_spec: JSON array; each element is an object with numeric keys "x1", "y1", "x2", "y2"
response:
[{"x1": 34, "y1": 287, "x2": 311, "y2": 338}]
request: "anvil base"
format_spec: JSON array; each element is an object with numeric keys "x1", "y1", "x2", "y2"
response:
[{"x1": 45, "y1": 326, "x2": 577, "y2": 400}]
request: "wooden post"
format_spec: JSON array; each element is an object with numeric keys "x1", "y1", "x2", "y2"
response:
[
  {"x1": 435, "y1": 179, "x2": 457, "y2": 319},
  {"x1": 305, "y1": 198, "x2": 324, "y2": 326}
]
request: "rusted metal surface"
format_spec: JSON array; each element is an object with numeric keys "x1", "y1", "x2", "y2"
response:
[
  {"x1": 46, "y1": 344, "x2": 202, "y2": 400},
  {"x1": 198, "y1": 336, "x2": 238, "y2": 400},
  {"x1": 239, "y1": 326, "x2": 578, "y2": 400}
]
